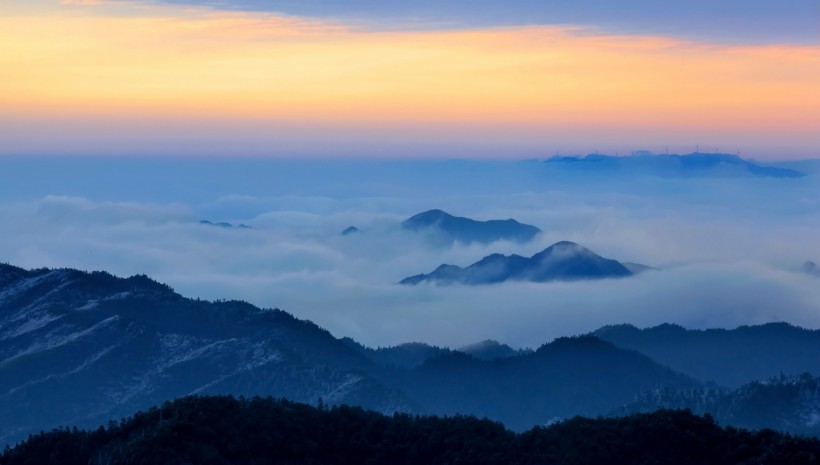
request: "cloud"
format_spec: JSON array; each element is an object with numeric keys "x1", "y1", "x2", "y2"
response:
[
  {"x1": 36, "y1": 196, "x2": 195, "y2": 225},
  {"x1": 2, "y1": 160, "x2": 819, "y2": 349}
]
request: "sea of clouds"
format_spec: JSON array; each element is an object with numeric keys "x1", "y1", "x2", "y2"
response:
[{"x1": 1, "y1": 157, "x2": 819, "y2": 348}]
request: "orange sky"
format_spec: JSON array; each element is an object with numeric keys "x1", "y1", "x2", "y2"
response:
[{"x1": 1, "y1": 1, "x2": 819, "y2": 158}]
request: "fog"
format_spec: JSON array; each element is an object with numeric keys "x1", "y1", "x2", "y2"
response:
[{"x1": 1, "y1": 157, "x2": 819, "y2": 348}]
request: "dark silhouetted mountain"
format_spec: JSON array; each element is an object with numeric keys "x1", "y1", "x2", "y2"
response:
[
  {"x1": 199, "y1": 220, "x2": 251, "y2": 229},
  {"x1": 0, "y1": 263, "x2": 411, "y2": 446},
  {"x1": 401, "y1": 209, "x2": 541, "y2": 245},
  {"x1": 802, "y1": 261, "x2": 820, "y2": 277},
  {"x1": 8, "y1": 261, "x2": 820, "y2": 446},
  {"x1": 615, "y1": 374, "x2": 820, "y2": 437},
  {"x1": 401, "y1": 241, "x2": 634, "y2": 285},
  {"x1": 593, "y1": 323, "x2": 820, "y2": 387},
  {"x1": 545, "y1": 152, "x2": 805, "y2": 178},
  {"x1": 404, "y1": 336, "x2": 698, "y2": 430},
  {"x1": 6, "y1": 397, "x2": 819, "y2": 465},
  {"x1": 457, "y1": 339, "x2": 529, "y2": 360},
  {"x1": 340, "y1": 225, "x2": 360, "y2": 236}
]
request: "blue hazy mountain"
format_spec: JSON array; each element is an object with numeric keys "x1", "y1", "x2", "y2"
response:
[
  {"x1": 7, "y1": 262, "x2": 820, "y2": 443},
  {"x1": 401, "y1": 209, "x2": 541, "y2": 245},
  {"x1": 0, "y1": 262, "x2": 412, "y2": 446},
  {"x1": 593, "y1": 323, "x2": 820, "y2": 387},
  {"x1": 802, "y1": 261, "x2": 820, "y2": 277},
  {"x1": 545, "y1": 152, "x2": 806, "y2": 178},
  {"x1": 614, "y1": 374, "x2": 820, "y2": 437},
  {"x1": 340, "y1": 225, "x2": 360, "y2": 236},
  {"x1": 401, "y1": 241, "x2": 634, "y2": 285},
  {"x1": 343, "y1": 339, "x2": 528, "y2": 368},
  {"x1": 456, "y1": 339, "x2": 531, "y2": 360},
  {"x1": 0, "y1": 262, "x2": 688, "y2": 443},
  {"x1": 200, "y1": 219, "x2": 251, "y2": 229},
  {"x1": 406, "y1": 336, "x2": 697, "y2": 430},
  {"x1": 341, "y1": 339, "x2": 450, "y2": 369}
]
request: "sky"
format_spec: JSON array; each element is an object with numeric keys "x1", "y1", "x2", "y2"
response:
[{"x1": 1, "y1": 0, "x2": 819, "y2": 159}]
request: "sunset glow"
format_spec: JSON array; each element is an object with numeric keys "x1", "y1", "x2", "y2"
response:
[{"x1": 2, "y1": 1, "x2": 819, "y2": 157}]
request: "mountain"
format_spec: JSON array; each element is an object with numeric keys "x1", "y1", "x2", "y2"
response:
[
  {"x1": 0, "y1": 262, "x2": 688, "y2": 444},
  {"x1": 340, "y1": 226, "x2": 360, "y2": 236},
  {"x1": 5, "y1": 398, "x2": 819, "y2": 465},
  {"x1": 593, "y1": 323, "x2": 820, "y2": 387},
  {"x1": 341, "y1": 339, "x2": 450, "y2": 369},
  {"x1": 401, "y1": 209, "x2": 541, "y2": 245},
  {"x1": 199, "y1": 220, "x2": 251, "y2": 229},
  {"x1": 404, "y1": 336, "x2": 698, "y2": 430},
  {"x1": 0, "y1": 263, "x2": 411, "y2": 446},
  {"x1": 7, "y1": 262, "x2": 820, "y2": 444},
  {"x1": 545, "y1": 152, "x2": 806, "y2": 178},
  {"x1": 614, "y1": 374, "x2": 820, "y2": 437},
  {"x1": 456, "y1": 339, "x2": 529, "y2": 360},
  {"x1": 400, "y1": 241, "x2": 634, "y2": 285},
  {"x1": 802, "y1": 261, "x2": 820, "y2": 277}
]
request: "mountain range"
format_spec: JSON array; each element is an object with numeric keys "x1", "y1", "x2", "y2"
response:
[
  {"x1": 0, "y1": 263, "x2": 411, "y2": 446},
  {"x1": 592, "y1": 323, "x2": 820, "y2": 387},
  {"x1": 545, "y1": 152, "x2": 806, "y2": 178},
  {"x1": 613, "y1": 373, "x2": 820, "y2": 437},
  {"x1": 401, "y1": 209, "x2": 541, "y2": 245},
  {"x1": 400, "y1": 241, "x2": 635, "y2": 285},
  {"x1": 3, "y1": 262, "x2": 820, "y2": 444}
]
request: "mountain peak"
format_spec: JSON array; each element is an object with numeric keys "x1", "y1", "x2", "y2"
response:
[
  {"x1": 401, "y1": 209, "x2": 541, "y2": 245},
  {"x1": 405, "y1": 209, "x2": 451, "y2": 225}
]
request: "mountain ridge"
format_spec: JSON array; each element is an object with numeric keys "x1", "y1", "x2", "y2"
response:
[
  {"x1": 545, "y1": 152, "x2": 806, "y2": 178},
  {"x1": 401, "y1": 209, "x2": 541, "y2": 245},
  {"x1": 4, "y1": 261, "x2": 820, "y2": 444},
  {"x1": 593, "y1": 322, "x2": 820, "y2": 387},
  {"x1": 400, "y1": 241, "x2": 635, "y2": 285}
]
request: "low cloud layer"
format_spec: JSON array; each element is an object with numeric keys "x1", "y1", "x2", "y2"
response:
[{"x1": 1, "y1": 159, "x2": 819, "y2": 348}]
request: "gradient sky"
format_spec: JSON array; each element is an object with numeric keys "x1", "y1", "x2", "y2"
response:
[{"x1": 1, "y1": 0, "x2": 818, "y2": 158}]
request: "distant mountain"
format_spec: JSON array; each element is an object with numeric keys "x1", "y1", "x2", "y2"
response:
[
  {"x1": 340, "y1": 225, "x2": 360, "y2": 236},
  {"x1": 401, "y1": 241, "x2": 634, "y2": 285},
  {"x1": 593, "y1": 323, "x2": 820, "y2": 387},
  {"x1": 200, "y1": 220, "x2": 251, "y2": 229},
  {"x1": 802, "y1": 261, "x2": 820, "y2": 277},
  {"x1": 457, "y1": 340, "x2": 529, "y2": 360},
  {"x1": 545, "y1": 152, "x2": 805, "y2": 178},
  {"x1": 614, "y1": 374, "x2": 820, "y2": 437},
  {"x1": 342, "y1": 339, "x2": 450, "y2": 369},
  {"x1": 0, "y1": 263, "x2": 411, "y2": 446},
  {"x1": 405, "y1": 336, "x2": 697, "y2": 430},
  {"x1": 402, "y1": 209, "x2": 541, "y2": 245}
]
